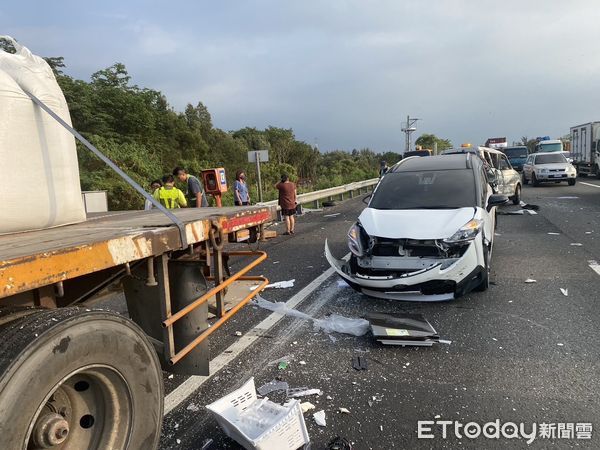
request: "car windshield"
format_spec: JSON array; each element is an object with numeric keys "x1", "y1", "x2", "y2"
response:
[
  {"x1": 538, "y1": 143, "x2": 562, "y2": 152},
  {"x1": 505, "y1": 148, "x2": 527, "y2": 158},
  {"x1": 370, "y1": 169, "x2": 476, "y2": 210},
  {"x1": 535, "y1": 154, "x2": 567, "y2": 164}
]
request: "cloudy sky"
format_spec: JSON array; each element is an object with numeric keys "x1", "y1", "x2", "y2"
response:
[{"x1": 3, "y1": 1, "x2": 599, "y2": 152}]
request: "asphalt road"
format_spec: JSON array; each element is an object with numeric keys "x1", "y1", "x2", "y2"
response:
[{"x1": 156, "y1": 178, "x2": 600, "y2": 450}]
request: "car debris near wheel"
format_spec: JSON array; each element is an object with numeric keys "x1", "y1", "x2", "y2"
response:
[{"x1": 326, "y1": 154, "x2": 508, "y2": 301}]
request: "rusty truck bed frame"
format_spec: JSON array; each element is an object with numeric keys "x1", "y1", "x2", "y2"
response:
[{"x1": 0, "y1": 205, "x2": 277, "y2": 369}]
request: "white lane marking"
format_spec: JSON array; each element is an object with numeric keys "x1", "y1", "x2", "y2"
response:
[
  {"x1": 580, "y1": 182, "x2": 600, "y2": 189},
  {"x1": 589, "y1": 260, "x2": 600, "y2": 277},
  {"x1": 163, "y1": 264, "x2": 339, "y2": 416}
]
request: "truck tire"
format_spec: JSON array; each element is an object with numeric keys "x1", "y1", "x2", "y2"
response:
[{"x1": 0, "y1": 307, "x2": 163, "y2": 450}]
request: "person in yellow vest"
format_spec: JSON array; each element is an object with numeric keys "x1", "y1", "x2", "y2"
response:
[{"x1": 153, "y1": 175, "x2": 187, "y2": 209}]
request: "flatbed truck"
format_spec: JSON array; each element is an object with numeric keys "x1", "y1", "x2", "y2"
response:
[{"x1": 0, "y1": 199, "x2": 276, "y2": 448}]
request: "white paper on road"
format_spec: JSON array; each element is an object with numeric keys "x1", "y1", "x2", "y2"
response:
[
  {"x1": 524, "y1": 278, "x2": 537, "y2": 283},
  {"x1": 560, "y1": 288, "x2": 568, "y2": 296},
  {"x1": 547, "y1": 232, "x2": 560, "y2": 235},
  {"x1": 250, "y1": 279, "x2": 295, "y2": 291},
  {"x1": 313, "y1": 410, "x2": 326, "y2": 426},
  {"x1": 570, "y1": 243, "x2": 583, "y2": 246}
]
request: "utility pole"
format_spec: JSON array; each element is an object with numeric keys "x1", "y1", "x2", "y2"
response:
[{"x1": 401, "y1": 115, "x2": 420, "y2": 154}]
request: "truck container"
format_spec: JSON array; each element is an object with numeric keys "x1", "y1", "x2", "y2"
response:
[{"x1": 570, "y1": 122, "x2": 600, "y2": 177}]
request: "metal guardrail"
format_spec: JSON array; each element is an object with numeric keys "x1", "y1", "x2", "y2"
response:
[{"x1": 260, "y1": 178, "x2": 379, "y2": 207}]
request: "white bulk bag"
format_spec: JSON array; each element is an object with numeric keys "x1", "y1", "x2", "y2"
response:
[{"x1": 0, "y1": 36, "x2": 85, "y2": 234}]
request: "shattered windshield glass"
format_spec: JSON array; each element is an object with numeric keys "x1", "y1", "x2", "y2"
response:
[{"x1": 370, "y1": 169, "x2": 477, "y2": 210}]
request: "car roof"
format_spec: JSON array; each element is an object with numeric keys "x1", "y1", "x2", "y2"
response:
[
  {"x1": 443, "y1": 145, "x2": 505, "y2": 155},
  {"x1": 533, "y1": 152, "x2": 564, "y2": 156},
  {"x1": 390, "y1": 154, "x2": 479, "y2": 172}
]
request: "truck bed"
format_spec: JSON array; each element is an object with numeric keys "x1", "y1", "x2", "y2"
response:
[{"x1": 0, "y1": 206, "x2": 276, "y2": 298}]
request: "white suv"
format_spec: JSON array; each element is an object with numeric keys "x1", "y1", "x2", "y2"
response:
[{"x1": 522, "y1": 152, "x2": 577, "y2": 186}]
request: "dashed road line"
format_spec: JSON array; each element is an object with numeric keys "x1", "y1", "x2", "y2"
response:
[
  {"x1": 580, "y1": 181, "x2": 600, "y2": 189},
  {"x1": 589, "y1": 260, "x2": 600, "y2": 277},
  {"x1": 163, "y1": 264, "x2": 341, "y2": 415}
]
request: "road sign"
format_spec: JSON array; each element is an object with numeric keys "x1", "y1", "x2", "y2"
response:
[{"x1": 248, "y1": 150, "x2": 269, "y2": 163}]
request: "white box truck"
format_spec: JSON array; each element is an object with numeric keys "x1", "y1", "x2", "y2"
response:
[{"x1": 570, "y1": 122, "x2": 600, "y2": 178}]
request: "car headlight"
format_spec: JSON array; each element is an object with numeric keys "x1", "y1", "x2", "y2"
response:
[
  {"x1": 443, "y1": 219, "x2": 483, "y2": 244},
  {"x1": 348, "y1": 223, "x2": 367, "y2": 257},
  {"x1": 539, "y1": 168, "x2": 548, "y2": 173}
]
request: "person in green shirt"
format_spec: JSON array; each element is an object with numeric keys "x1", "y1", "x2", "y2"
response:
[{"x1": 153, "y1": 175, "x2": 187, "y2": 209}]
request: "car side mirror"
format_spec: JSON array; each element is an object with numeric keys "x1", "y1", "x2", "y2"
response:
[
  {"x1": 362, "y1": 193, "x2": 372, "y2": 205},
  {"x1": 487, "y1": 194, "x2": 509, "y2": 211}
]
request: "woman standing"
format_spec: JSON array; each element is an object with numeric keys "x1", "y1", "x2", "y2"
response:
[
  {"x1": 275, "y1": 174, "x2": 297, "y2": 235},
  {"x1": 234, "y1": 170, "x2": 251, "y2": 206}
]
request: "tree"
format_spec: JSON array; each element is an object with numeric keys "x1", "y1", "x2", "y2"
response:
[
  {"x1": 91, "y1": 63, "x2": 131, "y2": 89},
  {"x1": 415, "y1": 134, "x2": 452, "y2": 152},
  {"x1": 43, "y1": 56, "x2": 66, "y2": 76}
]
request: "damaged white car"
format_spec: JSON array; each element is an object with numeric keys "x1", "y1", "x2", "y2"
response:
[{"x1": 326, "y1": 154, "x2": 508, "y2": 301}]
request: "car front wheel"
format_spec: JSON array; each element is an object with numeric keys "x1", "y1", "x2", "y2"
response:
[
  {"x1": 568, "y1": 178, "x2": 576, "y2": 186},
  {"x1": 474, "y1": 245, "x2": 490, "y2": 292},
  {"x1": 511, "y1": 184, "x2": 521, "y2": 205},
  {"x1": 532, "y1": 173, "x2": 540, "y2": 187},
  {"x1": 522, "y1": 172, "x2": 529, "y2": 185}
]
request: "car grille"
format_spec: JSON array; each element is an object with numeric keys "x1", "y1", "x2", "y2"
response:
[{"x1": 549, "y1": 169, "x2": 565, "y2": 172}]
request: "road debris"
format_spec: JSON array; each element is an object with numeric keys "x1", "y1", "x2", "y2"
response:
[
  {"x1": 206, "y1": 378, "x2": 310, "y2": 450},
  {"x1": 257, "y1": 380, "x2": 289, "y2": 396},
  {"x1": 524, "y1": 278, "x2": 537, "y2": 283},
  {"x1": 313, "y1": 410, "x2": 327, "y2": 427},
  {"x1": 547, "y1": 232, "x2": 560, "y2": 235},
  {"x1": 168, "y1": 374, "x2": 174, "y2": 379},
  {"x1": 327, "y1": 436, "x2": 353, "y2": 450},
  {"x1": 200, "y1": 438, "x2": 214, "y2": 450},
  {"x1": 570, "y1": 243, "x2": 583, "y2": 246},
  {"x1": 337, "y1": 279, "x2": 350, "y2": 288},
  {"x1": 299, "y1": 360, "x2": 306, "y2": 365},
  {"x1": 300, "y1": 402, "x2": 315, "y2": 413},
  {"x1": 278, "y1": 361, "x2": 289, "y2": 370},
  {"x1": 352, "y1": 356, "x2": 369, "y2": 370},
  {"x1": 265, "y1": 279, "x2": 296, "y2": 289},
  {"x1": 287, "y1": 388, "x2": 322, "y2": 398},
  {"x1": 200, "y1": 439, "x2": 214, "y2": 450},
  {"x1": 268, "y1": 354, "x2": 293, "y2": 366},
  {"x1": 254, "y1": 296, "x2": 369, "y2": 336},
  {"x1": 234, "y1": 331, "x2": 242, "y2": 336},
  {"x1": 557, "y1": 343, "x2": 564, "y2": 346},
  {"x1": 186, "y1": 403, "x2": 200, "y2": 412},
  {"x1": 366, "y1": 312, "x2": 444, "y2": 346},
  {"x1": 560, "y1": 288, "x2": 568, "y2": 296},
  {"x1": 338, "y1": 407, "x2": 350, "y2": 414}
]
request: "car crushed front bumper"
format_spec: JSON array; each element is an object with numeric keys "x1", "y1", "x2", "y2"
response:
[{"x1": 325, "y1": 238, "x2": 485, "y2": 301}]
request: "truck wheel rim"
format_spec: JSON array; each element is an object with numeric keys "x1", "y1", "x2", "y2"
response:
[{"x1": 26, "y1": 365, "x2": 132, "y2": 450}]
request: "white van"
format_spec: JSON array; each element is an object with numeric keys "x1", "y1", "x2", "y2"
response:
[{"x1": 441, "y1": 146, "x2": 522, "y2": 204}]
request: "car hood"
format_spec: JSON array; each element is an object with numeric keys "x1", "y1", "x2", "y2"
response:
[
  {"x1": 535, "y1": 163, "x2": 570, "y2": 170},
  {"x1": 358, "y1": 207, "x2": 476, "y2": 240}
]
